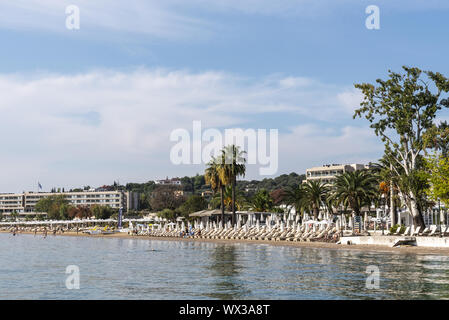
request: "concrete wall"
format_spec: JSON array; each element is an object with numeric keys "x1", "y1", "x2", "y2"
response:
[{"x1": 340, "y1": 235, "x2": 449, "y2": 248}]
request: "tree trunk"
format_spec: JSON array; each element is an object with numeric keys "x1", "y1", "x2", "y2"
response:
[
  {"x1": 313, "y1": 207, "x2": 318, "y2": 220},
  {"x1": 389, "y1": 179, "x2": 396, "y2": 226},
  {"x1": 232, "y1": 177, "x2": 236, "y2": 226},
  {"x1": 220, "y1": 185, "x2": 225, "y2": 228},
  {"x1": 409, "y1": 195, "x2": 425, "y2": 229}
]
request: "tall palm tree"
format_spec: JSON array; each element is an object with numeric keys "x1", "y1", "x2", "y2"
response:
[
  {"x1": 301, "y1": 180, "x2": 330, "y2": 220},
  {"x1": 205, "y1": 157, "x2": 226, "y2": 227},
  {"x1": 221, "y1": 145, "x2": 246, "y2": 225},
  {"x1": 332, "y1": 170, "x2": 378, "y2": 216}
]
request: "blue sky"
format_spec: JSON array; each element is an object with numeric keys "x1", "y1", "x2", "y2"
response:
[{"x1": 1, "y1": 0, "x2": 449, "y2": 192}]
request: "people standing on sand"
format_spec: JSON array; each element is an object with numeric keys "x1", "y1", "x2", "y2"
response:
[
  {"x1": 43, "y1": 227, "x2": 47, "y2": 238},
  {"x1": 34, "y1": 228, "x2": 37, "y2": 236},
  {"x1": 76, "y1": 227, "x2": 79, "y2": 234},
  {"x1": 53, "y1": 229, "x2": 57, "y2": 236}
]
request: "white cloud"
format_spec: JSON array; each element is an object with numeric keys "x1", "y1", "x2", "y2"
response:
[
  {"x1": 337, "y1": 88, "x2": 364, "y2": 114},
  {"x1": 0, "y1": 68, "x2": 381, "y2": 191}
]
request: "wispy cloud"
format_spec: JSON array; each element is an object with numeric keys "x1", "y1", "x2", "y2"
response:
[
  {"x1": 2, "y1": 1, "x2": 448, "y2": 41},
  {"x1": 0, "y1": 68, "x2": 381, "y2": 191}
]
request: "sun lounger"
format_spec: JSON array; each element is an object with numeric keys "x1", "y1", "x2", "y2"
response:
[
  {"x1": 419, "y1": 227, "x2": 430, "y2": 236},
  {"x1": 429, "y1": 225, "x2": 439, "y2": 236},
  {"x1": 402, "y1": 226, "x2": 410, "y2": 236},
  {"x1": 412, "y1": 226, "x2": 421, "y2": 236}
]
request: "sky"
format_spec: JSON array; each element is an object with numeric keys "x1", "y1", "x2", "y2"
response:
[{"x1": 1, "y1": 0, "x2": 449, "y2": 192}]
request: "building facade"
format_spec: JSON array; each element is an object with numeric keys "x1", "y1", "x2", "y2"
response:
[
  {"x1": 305, "y1": 163, "x2": 369, "y2": 184},
  {"x1": 0, "y1": 190, "x2": 138, "y2": 214}
]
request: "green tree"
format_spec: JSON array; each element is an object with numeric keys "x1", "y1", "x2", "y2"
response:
[
  {"x1": 283, "y1": 185, "x2": 306, "y2": 219},
  {"x1": 178, "y1": 195, "x2": 208, "y2": 218},
  {"x1": 35, "y1": 195, "x2": 70, "y2": 220},
  {"x1": 210, "y1": 185, "x2": 247, "y2": 211},
  {"x1": 221, "y1": 145, "x2": 246, "y2": 225},
  {"x1": 301, "y1": 180, "x2": 330, "y2": 220},
  {"x1": 91, "y1": 205, "x2": 115, "y2": 219},
  {"x1": 205, "y1": 157, "x2": 226, "y2": 227},
  {"x1": 332, "y1": 171, "x2": 378, "y2": 216},
  {"x1": 354, "y1": 66, "x2": 449, "y2": 228},
  {"x1": 251, "y1": 189, "x2": 274, "y2": 212}
]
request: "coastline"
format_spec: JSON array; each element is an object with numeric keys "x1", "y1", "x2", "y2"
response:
[{"x1": 2, "y1": 230, "x2": 449, "y2": 256}]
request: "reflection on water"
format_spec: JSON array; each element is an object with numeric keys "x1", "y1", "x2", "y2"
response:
[{"x1": 1, "y1": 233, "x2": 449, "y2": 299}]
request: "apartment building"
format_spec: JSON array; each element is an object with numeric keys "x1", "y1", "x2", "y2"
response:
[
  {"x1": 305, "y1": 163, "x2": 369, "y2": 184},
  {"x1": 0, "y1": 190, "x2": 138, "y2": 214}
]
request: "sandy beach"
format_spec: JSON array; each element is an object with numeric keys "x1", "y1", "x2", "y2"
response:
[{"x1": 2, "y1": 230, "x2": 449, "y2": 256}]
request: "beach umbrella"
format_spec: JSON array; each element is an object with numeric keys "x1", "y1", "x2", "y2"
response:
[{"x1": 318, "y1": 211, "x2": 323, "y2": 220}]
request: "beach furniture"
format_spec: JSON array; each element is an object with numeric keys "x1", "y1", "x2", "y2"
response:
[
  {"x1": 402, "y1": 226, "x2": 410, "y2": 236},
  {"x1": 412, "y1": 226, "x2": 421, "y2": 236},
  {"x1": 419, "y1": 227, "x2": 430, "y2": 236},
  {"x1": 428, "y1": 225, "x2": 439, "y2": 236}
]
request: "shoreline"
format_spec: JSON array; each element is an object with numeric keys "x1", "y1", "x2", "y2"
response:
[{"x1": 2, "y1": 230, "x2": 449, "y2": 256}]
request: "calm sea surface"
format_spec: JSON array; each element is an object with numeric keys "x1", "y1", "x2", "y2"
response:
[{"x1": 1, "y1": 232, "x2": 449, "y2": 299}]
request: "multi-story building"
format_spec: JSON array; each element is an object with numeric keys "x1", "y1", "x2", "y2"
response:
[
  {"x1": 305, "y1": 163, "x2": 369, "y2": 184},
  {"x1": 0, "y1": 190, "x2": 138, "y2": 214}
]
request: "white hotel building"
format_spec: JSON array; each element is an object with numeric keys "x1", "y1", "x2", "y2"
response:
[
  {"x1": 0, "y1": 190, "x2": 139, "y2": 215},
  {"x1": 306, "y1": 163, "x2": 370, "y2": 184}
]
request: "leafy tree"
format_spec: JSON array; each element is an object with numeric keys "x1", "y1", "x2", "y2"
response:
[
  {"x1": 35, "y1": 195, "x2": 70, "y2": 220},
  {"x1": 251, "y1": 189, "x2": 274, "y2": 212},
  {"x1": 332, "y1": 171, "x2": 378, "y2": 216},
  {"x1": 67, "y1": 206, "x2": 92, "y2": 219},
  {"x1": 91, "y1": 205, "x2": 115, "y2": 219},
  {"x1": 270, "y1": 189, "x2": 287, "y2": 206},
  {"x1": 426, "y1": 154, "x2": 449, "y2": 205},
  {"x1": 301, "y1": 180, "x2": 330, "y2": 220},
  {"x1": 424, "y1": 121, "x2": 449, "y2": 157},
  {"x1": 354, "y1": 66, "x2": 449, "y2": 228},
  {"x1": 177, "y1": 195, "x2": 208, "y2": 218},
  {"x1": 149, "y1": 185, "x2": 185, "y2": 211}
]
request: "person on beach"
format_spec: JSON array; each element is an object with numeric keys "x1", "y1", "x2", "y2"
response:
[
  {"x1": 76, "y1": 227, "x2": 79, "y2": 234},
  {"x1": 43, "y1": 227, "x2": 47, "y2": 238},
  {"x1": 34, "y1": 228, "x2": 37, "y2": 236},
  {"x1": 53, "y1": 229, "x2": 57, "y2": 236}
]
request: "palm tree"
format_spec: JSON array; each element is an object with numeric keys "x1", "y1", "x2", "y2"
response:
[
  {"x1": 221, "y1": 145, "x2": 246, "y2": 225},
  {"x1": 301, "y1": 180, "x2": 330, "y2": 220},
  {"x1": 251, "y1": 189, "x2": 274, "y2": 212},
  {"x1": 205, "y1": 157, "x2": 226, "y2": 227},
  {"x1": 332, "y1": 170, "x2": 378, "y2": 216},
  {"x1": 283, "y1": 184, "x2": 306, "y2": 223},
  {"x1": 210, "y1": 185, "x2": 247, "y2": 211}
]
